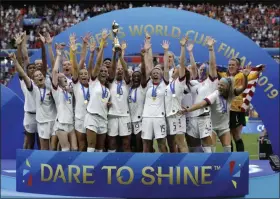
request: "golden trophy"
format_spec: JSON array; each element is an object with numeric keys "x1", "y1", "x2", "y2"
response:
[{"x1": 112, "y1": 20, "x2": 121, "y2": 51}]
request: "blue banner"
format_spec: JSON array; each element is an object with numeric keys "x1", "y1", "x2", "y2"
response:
[
  {"x1": 16, "y1": 150, "x2": 249, "y2": 198},
  {"x1": 4, "y1": 7, "x2": 279, "y2": 158}
]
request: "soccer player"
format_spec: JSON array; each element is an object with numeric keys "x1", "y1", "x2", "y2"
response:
[
  {"x1": 182, "y1": 66, "x2": 251, "y2": 152},
  {"x1": 182, "y1": 37, "x2": 218, "y2": 153},
  {"x1": 83, "y1": 29, "x2": 111, "y2": 152},
  {"x1": 128, "y1": 47, "x2": 148, "y2": 152},
  {"x1": 141, "y1": 40, "x2": 170, "y2": 153},
  {"x1": 107, "y1": 41, "x2": 132, "y2": 152},
  {"x1": 218, "y1": 58, "x2": 262, "y2": 152},
  {"x1": 165, "y1": 37, "x2": 189, "y2": 153},
  {"x1": 11, "y1": 53, "x2": 57, "y2": 150},
  {"x1": 14, "y1": 33, "x2": 38, "y2": 149},
  {"x1": 51, "y1": 44, "x2": 77, "y2": 151}
]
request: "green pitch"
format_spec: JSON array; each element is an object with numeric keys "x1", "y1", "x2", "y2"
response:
[{"x1": 153, "y1": 134, "x2": 260, "y2": 160}]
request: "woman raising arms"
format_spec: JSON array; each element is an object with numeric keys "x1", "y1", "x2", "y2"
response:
[
  {"x1": 10, "y1": 53, "x2": 57, "y2": 150},
  {"x1": 51, "y1": 44, "x2": 77, "y2": 152},
  {"x1": 83, "y1": 29, "x2": 112, "y2": 152}
]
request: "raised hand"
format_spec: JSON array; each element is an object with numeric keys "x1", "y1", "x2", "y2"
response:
[
  {"x1": 8, "y1": 53, "x2": 17, "y2": 61},
  {"x1": 206, "y1": 37, "x2": 216, "y2": 48},
  {"x1": 45, "y1": 32, "x2": 53, "y2": 44},
  {"x1": 89, "y1": 40, "x2": 96, "y2": 52},
  {"x1": 121, "y1": 41, "x2": 127, "y2": 51},
  {"x1": 186, "y1": 41, "x2": 194, "y2": 52},
  {"x1": 38, "y1": 33, "x2": 46, "y2": 43},
  {"x1": 145, "y1": 32, "x2": 151, "y2": 42},
  {"x1": 242, "y1": 65, "x2": 252, "y2": 77},
  {"x1": 101, "y1": 29, "x2": 110, "y2": 41},
  {"x1": 180, "y1": 36, "x2": 188, "y2": 46},
  {"x1": 14, "y1": 33, "x2": 24, "y2": 45},
  {"x1": 143, "y1": 39, "x2": 151, "y2": 51},
  {"x1": 69, "y1": 33, "x2": 77, "y2": 45},
  {"x1": 55, "y1": 43, "x2": 65, "y2": 56},
  {"x1": 82, "y1": 32, "x2": 92, "y2": 44},
  {"x1": 161, "y1": 40, "x2": 170, "y2": 51}
]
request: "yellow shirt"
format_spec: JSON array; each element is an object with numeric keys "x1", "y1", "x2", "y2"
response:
[{"x1": 218, "y1": 72, "x2": 259, "y2": 112}]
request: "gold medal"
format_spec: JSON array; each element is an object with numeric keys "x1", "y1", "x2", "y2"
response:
[
  {"x1": 84, "y1": 100, "x2": 88, "y2": 104},
  {"x1": 68, "y1": 100, "x2": 71, "y2": 104},
  {"x1": 116, "y1": 94, "x2": 120, "y2": 98},
  {"x1": 152, "y1": 97, "x2": 156, "y2": 101},
  {"x1": 101, "y1": 98, "x2": 106, "y2": 103},
  {"x1": 172, "y1": 94, "x2": 176, "y2": 98}
]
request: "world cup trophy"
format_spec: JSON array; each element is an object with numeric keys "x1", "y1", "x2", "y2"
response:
[{"x1": 112, "y1": 20, "x2": 121, "y2": 51}]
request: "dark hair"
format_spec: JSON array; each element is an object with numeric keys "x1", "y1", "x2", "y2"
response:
[
  {"x1": 185, "y1": 68, "x2": 192, "y2": 90},
  {"x1": 103, "y1": 58, "x2": 111, "y2": 63},
  {"x1": 26, "y1": 63, "x2": 35, "y2": 70}
]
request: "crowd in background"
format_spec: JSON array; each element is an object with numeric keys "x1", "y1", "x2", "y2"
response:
[
  {"x1": 0, "y1": 2, "x2": 279, "y2": 85},
  {"x1": 0, "y1": 2, "x2": 279, "y2": 49}
]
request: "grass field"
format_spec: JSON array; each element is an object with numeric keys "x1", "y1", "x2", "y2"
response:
[{"x1": 153, "y1": 133, "x2": 260, "y2": 160}]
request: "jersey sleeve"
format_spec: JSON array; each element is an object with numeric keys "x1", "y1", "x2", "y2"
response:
[{"x1": 204, "y1": 90, "x2": 219, "y2": 105}]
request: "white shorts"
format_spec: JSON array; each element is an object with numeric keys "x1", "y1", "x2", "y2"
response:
[
  {"x1": 37, "y1": 121, "x2": 55, "y2": 139},
  {"x1": 142, "y1": 117, "x2": 167, "y2": 140},
  {"x1": 186, "y1": 115, "x2": 212, "y2": 139},
  {"x1": 167, "y1": 114, "x2": 186, "y2": 135},
  {"x1": 53, "y1": 120, "x2": 74, "y2": 133},
  {"x1": 213, "y1": 128, "x2": 230, "y2": 137},
  {"x1": 108, "y1": 115, "x2": 132, "y2": 137},
  {"x1": 23, "y1": 112, "x2": 37, "y2": 133},
  {"x1": 84, "y1": 113, "x2": 107, "y2": 134},
  {"x1": 132, "y1": 121, "x2": 142, "y2": 134},
  {"x1": 75, "y1": 117, "x2": 86, "y2": 134}
]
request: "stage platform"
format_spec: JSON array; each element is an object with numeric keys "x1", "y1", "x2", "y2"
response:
[{"x1": 1, "y1": 159, "x2": 279, "y2": 198}]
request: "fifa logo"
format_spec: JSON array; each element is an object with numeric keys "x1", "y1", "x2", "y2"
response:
[
  {"x1": 229, "y1": 161, "x2": 241, "y2": 189},
  {"x1": 22, "y1": 159, "x2": 33, "y2": 186}
]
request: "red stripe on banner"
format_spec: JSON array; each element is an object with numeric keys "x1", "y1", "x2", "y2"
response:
[
  {"x1": 244, "y1": 98, "x2": 250, "y2": 104},
  {"x1": 248, "y1": 90, "x2": 254, "y2": 96}
]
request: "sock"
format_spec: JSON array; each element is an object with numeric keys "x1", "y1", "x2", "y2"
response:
[
  {"x1": 211, "y1": 146, "x2": 216, "y2": 153},
  {"x1": 87, "y1": 147, "x2": 95, "y2": 152},
  {"x1": 202, "y1": 146, "x2": 212, "y2": 153},
  {"x1": 235, "y1": 139, "x2": 245, "y2": 152},
  {"x1": 231, "y1": 140, "x2": 234, "y2": 152},
  {"x1": 223, "y1": 146, "x2": 232, "y2": 152},
  {"x1": 96, "y1": 149, "x2": 103, "y2": 152},
  {"x1": 61, "y1": 148, "x2": 70, "y2": 152},
  {"x1": 108, "y1": 149, "x2": 116, "y2": 153}
]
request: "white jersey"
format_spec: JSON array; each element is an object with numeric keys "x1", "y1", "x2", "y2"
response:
[
  {"x1": 108, "y1": 80, "x2": 130, "y2": 117},
  {"x1": 45, "y1": 75, "x2": 52, "y2": 90},
  {"x1": 66, "y1": 76, "x2": 73, "y2": 88},
  {"x1": 165, "y1": 78, "x2": 185, "y2": 117},
  {"x1": 185, "y1": 77, "x2": 218, "y2": 117},
  {"x1": 72, "y1": 81, "x2": 89, "y2": 120},
  {"x1": 128, "y1": 86, "x2": 147, "y2": 122},
  {"x1": 29, "y1": 82, "x2": 57, "y2": 123},
  {"x1": 20, "y1": 78, "x2": 36, "y2": 113},
  {"x1": 181, "y1": 87, "x2": 196, "y2": 118},
  {"x1": 87, "y1": 79, "x2": 111, "y2": 120},
  {"x1": 142, "y1": 80, "x2": 167, "y2": 118},
  {"x1": 205, "y1": 90, "x2": 233, "y2": 130},
  {"x1": 52, "y1": 86, "x2": 73, "y2": 124}
]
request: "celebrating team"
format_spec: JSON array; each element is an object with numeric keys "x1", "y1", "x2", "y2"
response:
[{"x1": 10, "y1": 29, "x2": 261, "y2": 153}]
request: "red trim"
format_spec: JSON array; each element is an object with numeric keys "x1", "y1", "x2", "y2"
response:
[
  {"x1": 209, "y1": 75, "x2": 218, "y2": 82},
  {"x1": 204, "y1": 98, "x2": 211, "y2": 105},
  {"x1": 179, "y1": 75, "x2": 186, "y2": 82}
]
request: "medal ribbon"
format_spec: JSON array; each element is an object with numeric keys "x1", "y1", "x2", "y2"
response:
[
  {"x1": 40, "y1": 87, "x2": 46, "y2": 103},
  {"x1": 101, "y1": 85, "x2": 108, "y2": 99},
  {"x1": 81, "y1": 84, "x2": 89, "y2": 101},
  {"x1": 129, "y1": 87, "x2": 137, "y2": 103},
  {"x1": 219, "y1": 96, "x2": 227, "y2": 113},
  {"x1": 117, "y1": 80, "x2": 123, "y2": 95},
  {"x1": 63, "y1": 90, "x2": 69, "y2": 102},
  {"x1": 152, "y1": 84, "x2": 160, "y2": 98},
  {"x1": 170, "y1": 80, "x2": 175, "y2": 95}
]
